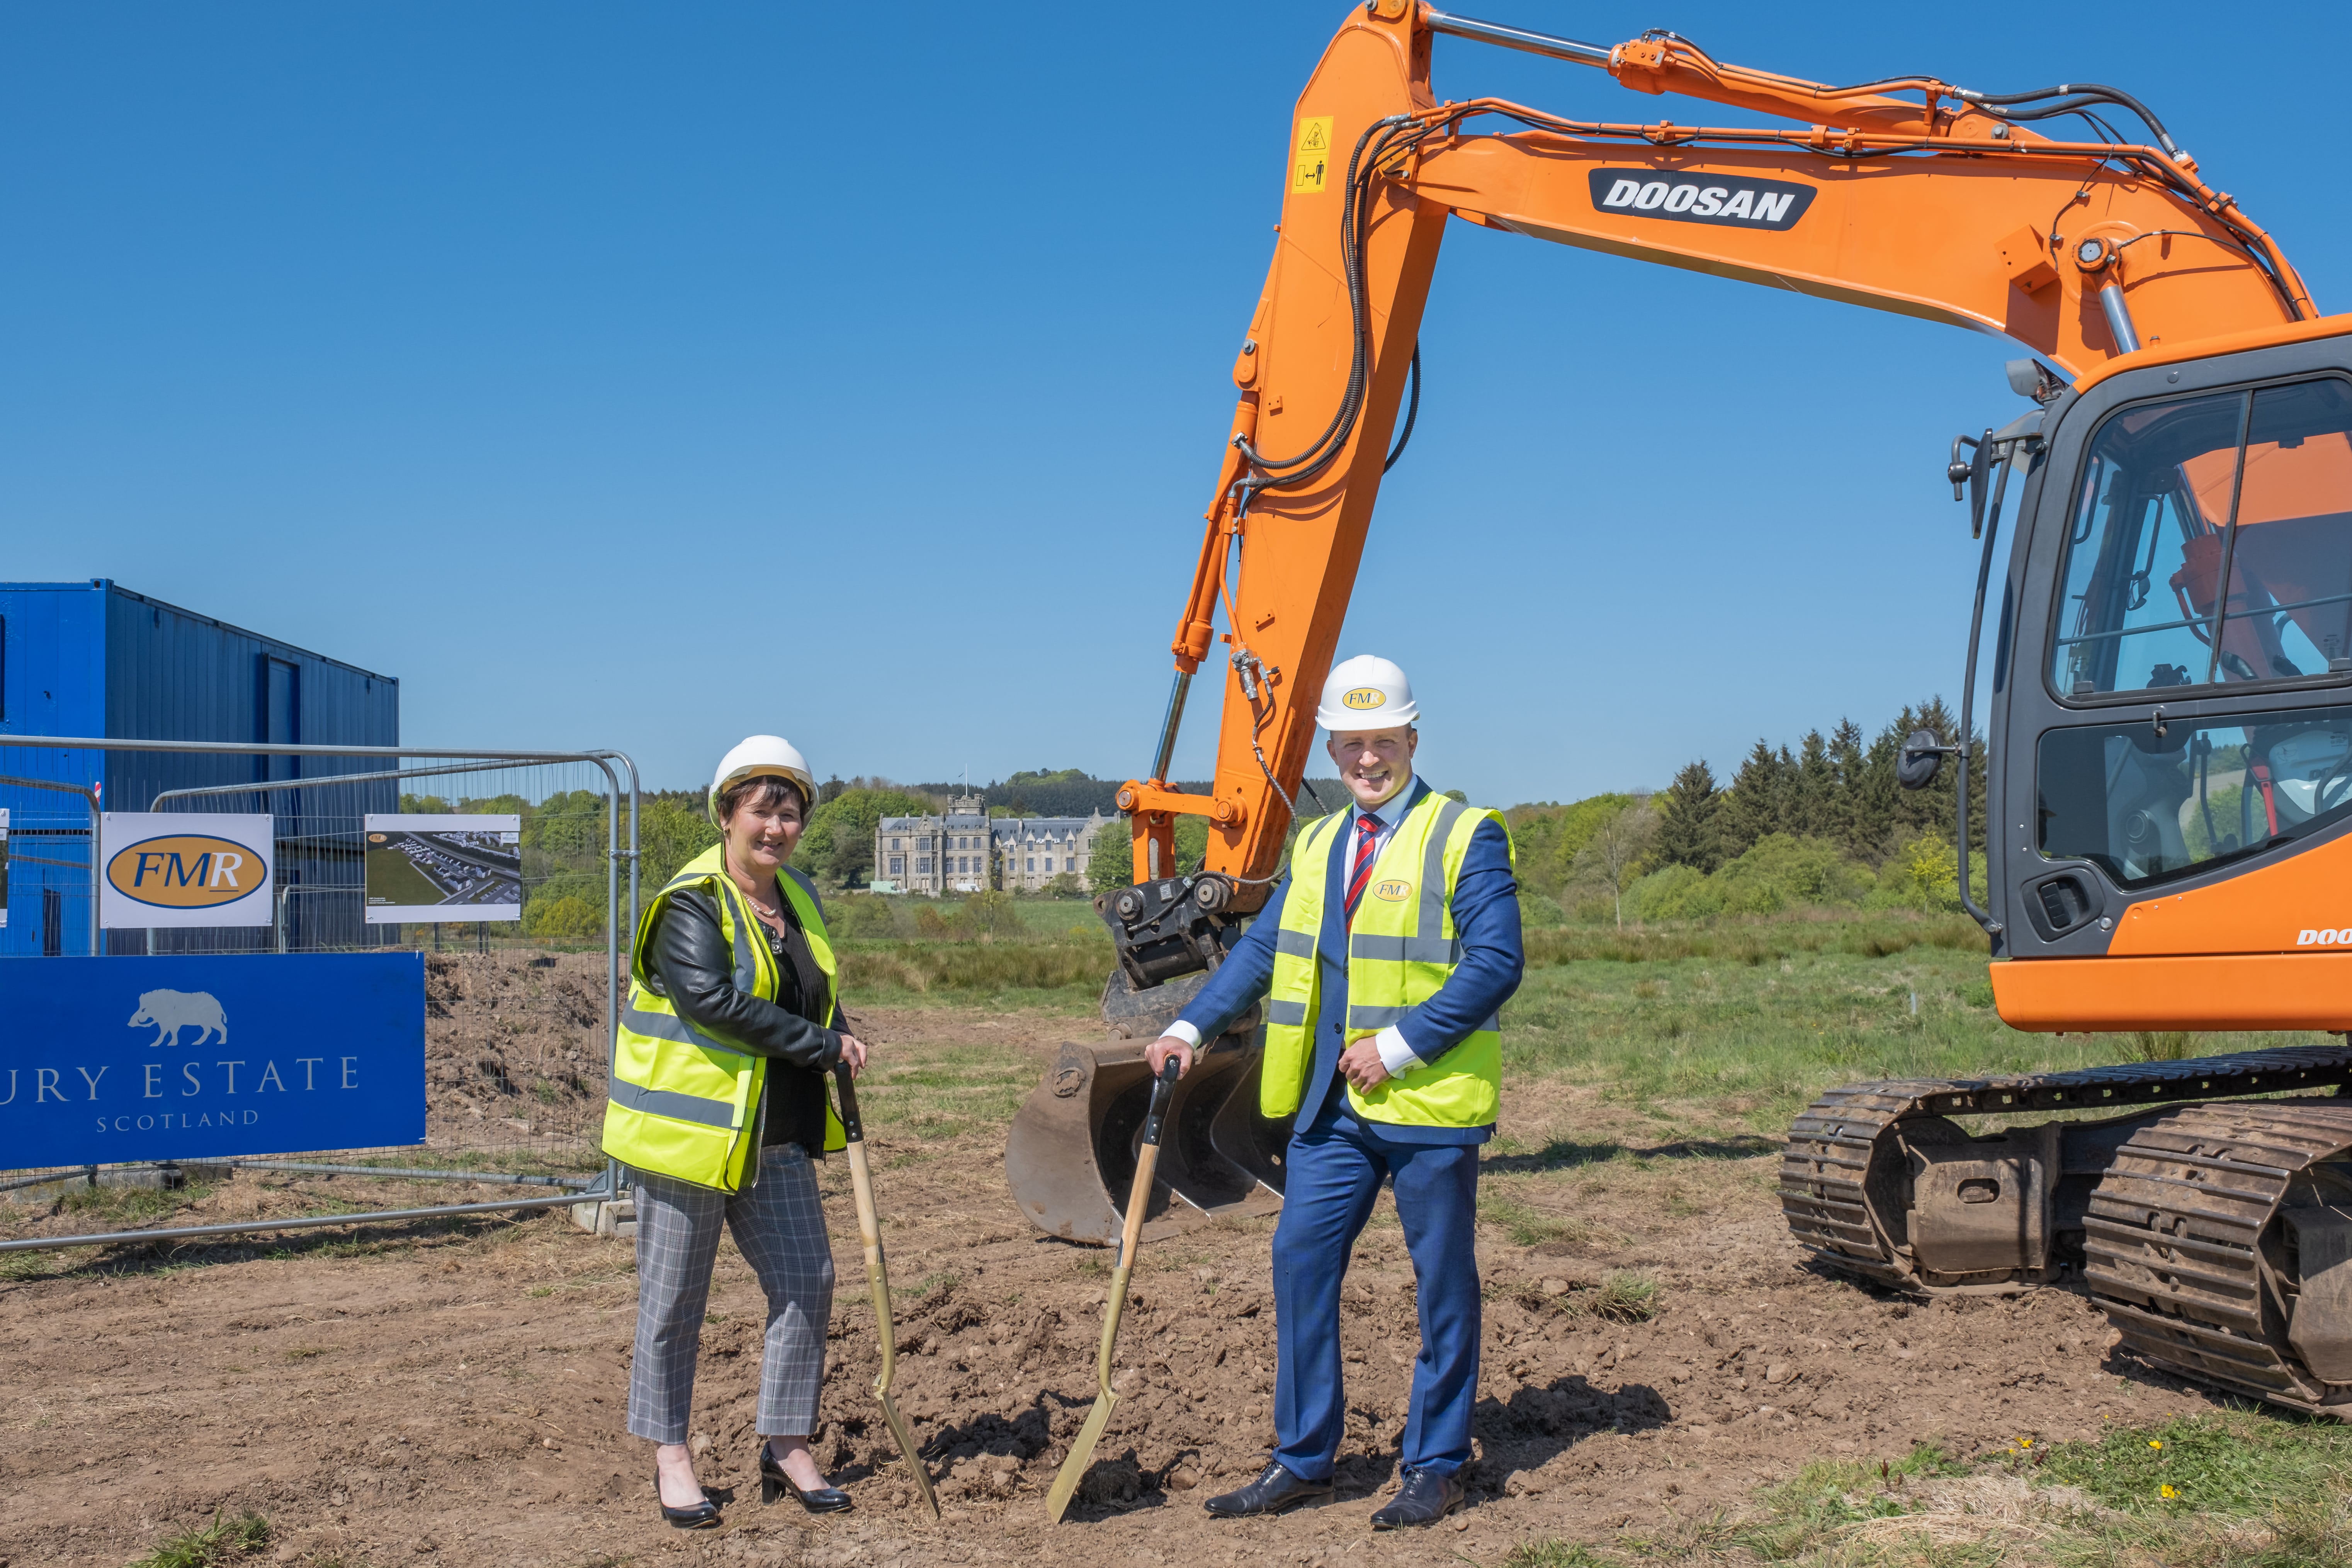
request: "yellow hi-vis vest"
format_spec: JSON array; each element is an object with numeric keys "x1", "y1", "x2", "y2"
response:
[
  {"x1": 601, "y1": 844, "x2": 844, "y2": 1191},
  {"x1": 1261, "y1": 790, "x2": 1511, "y2": 1128}
]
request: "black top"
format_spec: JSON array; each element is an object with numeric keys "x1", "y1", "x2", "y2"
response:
[{"x1": 646, "y1": 883, "x2": 841, "y2": 1158}]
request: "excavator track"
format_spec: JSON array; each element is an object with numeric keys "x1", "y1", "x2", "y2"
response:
[
  {"x1": 2087, "y1": 1100, "x2": 2352, "y2": 1416},
  {"x1": 1782, "y1": 1043, "x2": 2352, "y2": 1416},
  {"x1": 1783, "y1": 1045, "x2": 2352, "y2": 1289}
]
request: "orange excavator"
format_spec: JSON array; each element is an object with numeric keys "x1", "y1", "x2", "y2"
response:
[{"x1": 1004, "y1": 3, "x2": 2352, "y2": 1415}]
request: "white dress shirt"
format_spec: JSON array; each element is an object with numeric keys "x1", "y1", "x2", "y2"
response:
[{"x1": 1164, "y1": 777, "x2": 1426, "y2": 1076}]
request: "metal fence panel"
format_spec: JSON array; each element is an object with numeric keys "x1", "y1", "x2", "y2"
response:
[{"x1": 0, "y1": 736, "x2": 642, "y2": 1251}]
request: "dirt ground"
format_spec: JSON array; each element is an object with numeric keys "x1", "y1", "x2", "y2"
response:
[{"x1": 0, "y1": 1002, "x2": 2234, "y2": 1568}]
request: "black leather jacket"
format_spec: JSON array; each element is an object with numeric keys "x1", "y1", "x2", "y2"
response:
[{"x1": 644, "y1": 887, "x2": 842, "y2": 1154}]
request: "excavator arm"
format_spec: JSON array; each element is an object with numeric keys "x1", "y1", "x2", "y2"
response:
[{"x1": 1105, "y1": 1, "x2": 2310, "y2": 988}]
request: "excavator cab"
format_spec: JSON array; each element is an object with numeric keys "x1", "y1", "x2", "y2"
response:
[{"x1": 1980, "y1": 342, "x2": 2352, "y2": 1026}]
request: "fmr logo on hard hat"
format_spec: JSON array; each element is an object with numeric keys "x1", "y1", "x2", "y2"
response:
[
  {"x1": 1372, "y1": 879, "x2": 1412, "y2": 902},
  {"x1": 1343, "y1": 688, "x2": 1387, "y2": 710},
  {"x1": 105, "y1": 836, "x2": 258, "y2": 909}
]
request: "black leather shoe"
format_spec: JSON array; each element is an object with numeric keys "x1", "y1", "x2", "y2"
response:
[
  {"x1": 1204, "y1": 1461, "x2": 1334, "y2": 1518},
  {"x1": 1370, "y1": 1468, "x2": 1466, "y2": 1529},
  {"x1": 653, "y1": 1473, "x2": 721, "y2": 1530},
  {"x1": 761, "y1": 1446, "x2": 854, "y2": 1514}
]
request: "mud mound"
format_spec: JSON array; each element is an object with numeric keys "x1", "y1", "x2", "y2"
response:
[{"x1": 421, "y1": 950, "x2": 608, "y2": 1159}]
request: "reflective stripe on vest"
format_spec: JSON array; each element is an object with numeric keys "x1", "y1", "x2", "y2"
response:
[
  {"x1": 1258, "y1": 790, "x2": 1511, "y2": 1128},
  {"x1": 600, "y1": 845, "x2": 843, "y2": 1190}
]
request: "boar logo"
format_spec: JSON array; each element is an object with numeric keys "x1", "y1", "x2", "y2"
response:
[{"x1": 129, "y1": 990, "x2": 228, "y2": 1048}]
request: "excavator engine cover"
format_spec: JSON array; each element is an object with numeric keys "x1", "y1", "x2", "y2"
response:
[{"x1": 1005, "y1": 1032, "x2": 1292, "y2": 1244}]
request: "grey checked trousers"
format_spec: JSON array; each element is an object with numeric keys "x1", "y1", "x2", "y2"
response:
[{"x1": 628, "y1": 1143, "x2": 835, "y2": 1445}]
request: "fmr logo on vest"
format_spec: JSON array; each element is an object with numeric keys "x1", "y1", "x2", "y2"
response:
[
  {"x1": 106, "y1": 836, "x2": 258, "y2": 909},
  {"x1": 1372, "y1": 878, "x2": 1412, "y2": 902},
  {"x1": 1343, "y1": 688, "x2": 1387, "y2": 710}
]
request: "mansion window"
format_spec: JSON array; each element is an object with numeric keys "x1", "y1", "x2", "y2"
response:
[{"x1": 889, "y1": 856, "x2": 904, "y2": 875}]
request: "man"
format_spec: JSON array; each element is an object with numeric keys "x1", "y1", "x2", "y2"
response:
[{"x1": 1145, "y1": 653, "x2": 1522, "y2": 1529}]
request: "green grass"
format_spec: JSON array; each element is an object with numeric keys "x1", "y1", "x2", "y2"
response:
[
  {"x1": 127, "y1": 1510, "x2": 270, "y2": 1567},
  {"x1": 852, "y1": 1045, "x2": 1040, "y2": 1142},
  {"x1": 1531, "y1": 1417, "x2": 2352, "y2": 1566},
  {"x1": 1482, "y1": 1189, "x2": 1571, "y2": 1247},
  {"x1": 1566, "y1": 1271, "x2": 1660, "y2": 1324},
  {"x1": 2030, "y1": 1407, "x2": 2352, "y2": 1520},
  {"x1": 1501, "y1": 911, "x2": 2340, "y2": 1140},
  {"x1": 49, "y1": 1178, "x2": 221, "y2": 1227},
  {"x1": 836, "y1": 935, "x2": 1109, "y2": 1012}
]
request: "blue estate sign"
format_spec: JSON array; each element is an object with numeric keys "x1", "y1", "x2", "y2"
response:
[{"x1": 0, "y1": 953, "x2": 426, "y2": 1169}]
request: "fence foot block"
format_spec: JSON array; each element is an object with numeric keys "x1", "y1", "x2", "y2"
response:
[{"x1": 569, "y1": 1197, "x2": 636, "y2": 1240}]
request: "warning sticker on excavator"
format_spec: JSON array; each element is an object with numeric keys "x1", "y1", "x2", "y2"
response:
[{"x1": 1292, "y1": 117, "x2": 1333, "y2": 194}]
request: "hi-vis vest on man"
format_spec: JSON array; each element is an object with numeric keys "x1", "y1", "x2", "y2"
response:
[
  {"x1": 602, "y1": 845, "x2": 843, "y2": 1191},
  {"x1": 1262, "y1": 791, "x2": 1511, "y2": 1128}
]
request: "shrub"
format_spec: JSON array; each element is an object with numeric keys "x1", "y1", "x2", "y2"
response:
[
  {"x1": 824, "y1": 893, "x2": 900, "y2": 939},
  {"x1": 1866, "y1": 834, "x2": 1989, "y2": 913},
  {"x1": 1518, "y1": 889, "x2": 1567, "y2": 929},
  {"x1": 1628, "y1": 863, "x2": 1718, "y2": 921},
  {"x1": 1712, "y1": 833, "x2": 1870, "y2": 913},
  {"x1": 524, "y1": 894, "x2": 602, "y2": 939},
  {"x1": 952, "y1": 890, "x2": 1026, "y2": 938}
]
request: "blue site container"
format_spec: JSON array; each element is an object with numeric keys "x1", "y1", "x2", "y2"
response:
[{"x1": 0, "y1": 581, "x2": 399, "y2": 956}]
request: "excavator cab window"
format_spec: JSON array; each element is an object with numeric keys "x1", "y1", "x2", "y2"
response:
[
  {"x1": 2051, "y1": 378, "x2": 2352, "y2": 698},
  {"x1": 2039, "y1": 704, "x2": 2352, "y2": 888}
]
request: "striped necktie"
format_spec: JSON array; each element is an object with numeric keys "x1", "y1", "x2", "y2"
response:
[{"x1": 1343, "y1": 811, "x2": 1380, "y2": 928}]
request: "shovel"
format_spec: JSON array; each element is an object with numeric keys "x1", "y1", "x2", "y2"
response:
[
  {"x1": 834, "y1": 1060, "x2": 941, "y2": 1520},
  {"x1": 1045, "y1": 1057, "x2": 1182, "y2": 1524}
]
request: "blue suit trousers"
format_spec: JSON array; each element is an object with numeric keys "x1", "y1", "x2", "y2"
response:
[{"x1": 1271, "y1": 1097, "x2": 1481, "y2": 1480}]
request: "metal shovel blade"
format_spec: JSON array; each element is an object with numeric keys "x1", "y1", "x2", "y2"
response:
[
  {"x1": 1043, "y1": 1374, "x2": 1119, "y2": 1523},
  {"x1": 1045, "y1": 1058, "x2": 1179, "y2": 1524}
]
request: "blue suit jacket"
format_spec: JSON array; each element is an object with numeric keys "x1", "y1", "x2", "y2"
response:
[{"x1": 1175, "y1": 778, "x2": 1523, "y2": 1144}]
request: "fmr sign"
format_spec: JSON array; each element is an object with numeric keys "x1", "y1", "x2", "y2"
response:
[
  {"x1": 1342, "y1": 687, "x2": 1388, "y2": 711},
  {"x1": 1588, "y1": 170, "x2": 1818, "y2": 231},
  {"x1": 1371, "y1": 878, "x2": 1412, "y2": 903},
  {"x1": 0, "y1": 953, "x2": 426, "y2": 1169},
  {"x1": 100, "y1": 813, "x2": 274, "y2": 929}
]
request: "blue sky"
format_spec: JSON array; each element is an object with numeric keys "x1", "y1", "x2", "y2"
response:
[{"x1": 5, "y1": 2, "x2": 2347, "y2": 804}]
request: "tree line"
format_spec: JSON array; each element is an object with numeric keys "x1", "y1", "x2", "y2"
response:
[
  {"x1": 1649, "y1": 698, "x2": 1986, "y2": 876},
  {"x1": 1504, "y1": 700, "x2": 1987, "y2": 926}
]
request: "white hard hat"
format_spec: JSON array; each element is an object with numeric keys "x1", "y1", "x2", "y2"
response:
[
  {"x1": 1315, "y1": 654, "x2": 1419, "y2": 729},
  {"x1": 709, "y1": 735, "x2": 817, "y2": 825}
]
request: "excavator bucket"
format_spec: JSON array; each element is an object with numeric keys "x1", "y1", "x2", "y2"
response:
[{"x1": 1004, "y1": 1033, "x2": 1292, "y2": 1244}]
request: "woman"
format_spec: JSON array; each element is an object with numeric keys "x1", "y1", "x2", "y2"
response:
[{"x1": 601, "y1": 735, "x2": 867, "y2": 1528}]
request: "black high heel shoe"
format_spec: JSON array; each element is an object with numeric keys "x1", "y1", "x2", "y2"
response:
[
  {"x1": 761, "y1": 1445, "x2": 854, "y2": 1514},
  {"x1": 653, "y1": 1471, "x2": 722, "y2": 1529}
]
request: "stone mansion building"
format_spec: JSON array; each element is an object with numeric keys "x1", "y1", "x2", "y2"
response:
[{"x1": 874, "y1": 792, "x2": 1113, "y2": 895}]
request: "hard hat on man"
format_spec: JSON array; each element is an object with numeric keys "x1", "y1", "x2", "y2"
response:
[
  {"x1": 1315, "y1": 654, "x2": 1419, "y2": 730},
  {"x1": 708, "y1": 735, "x2": 817, "y2": 825}
]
